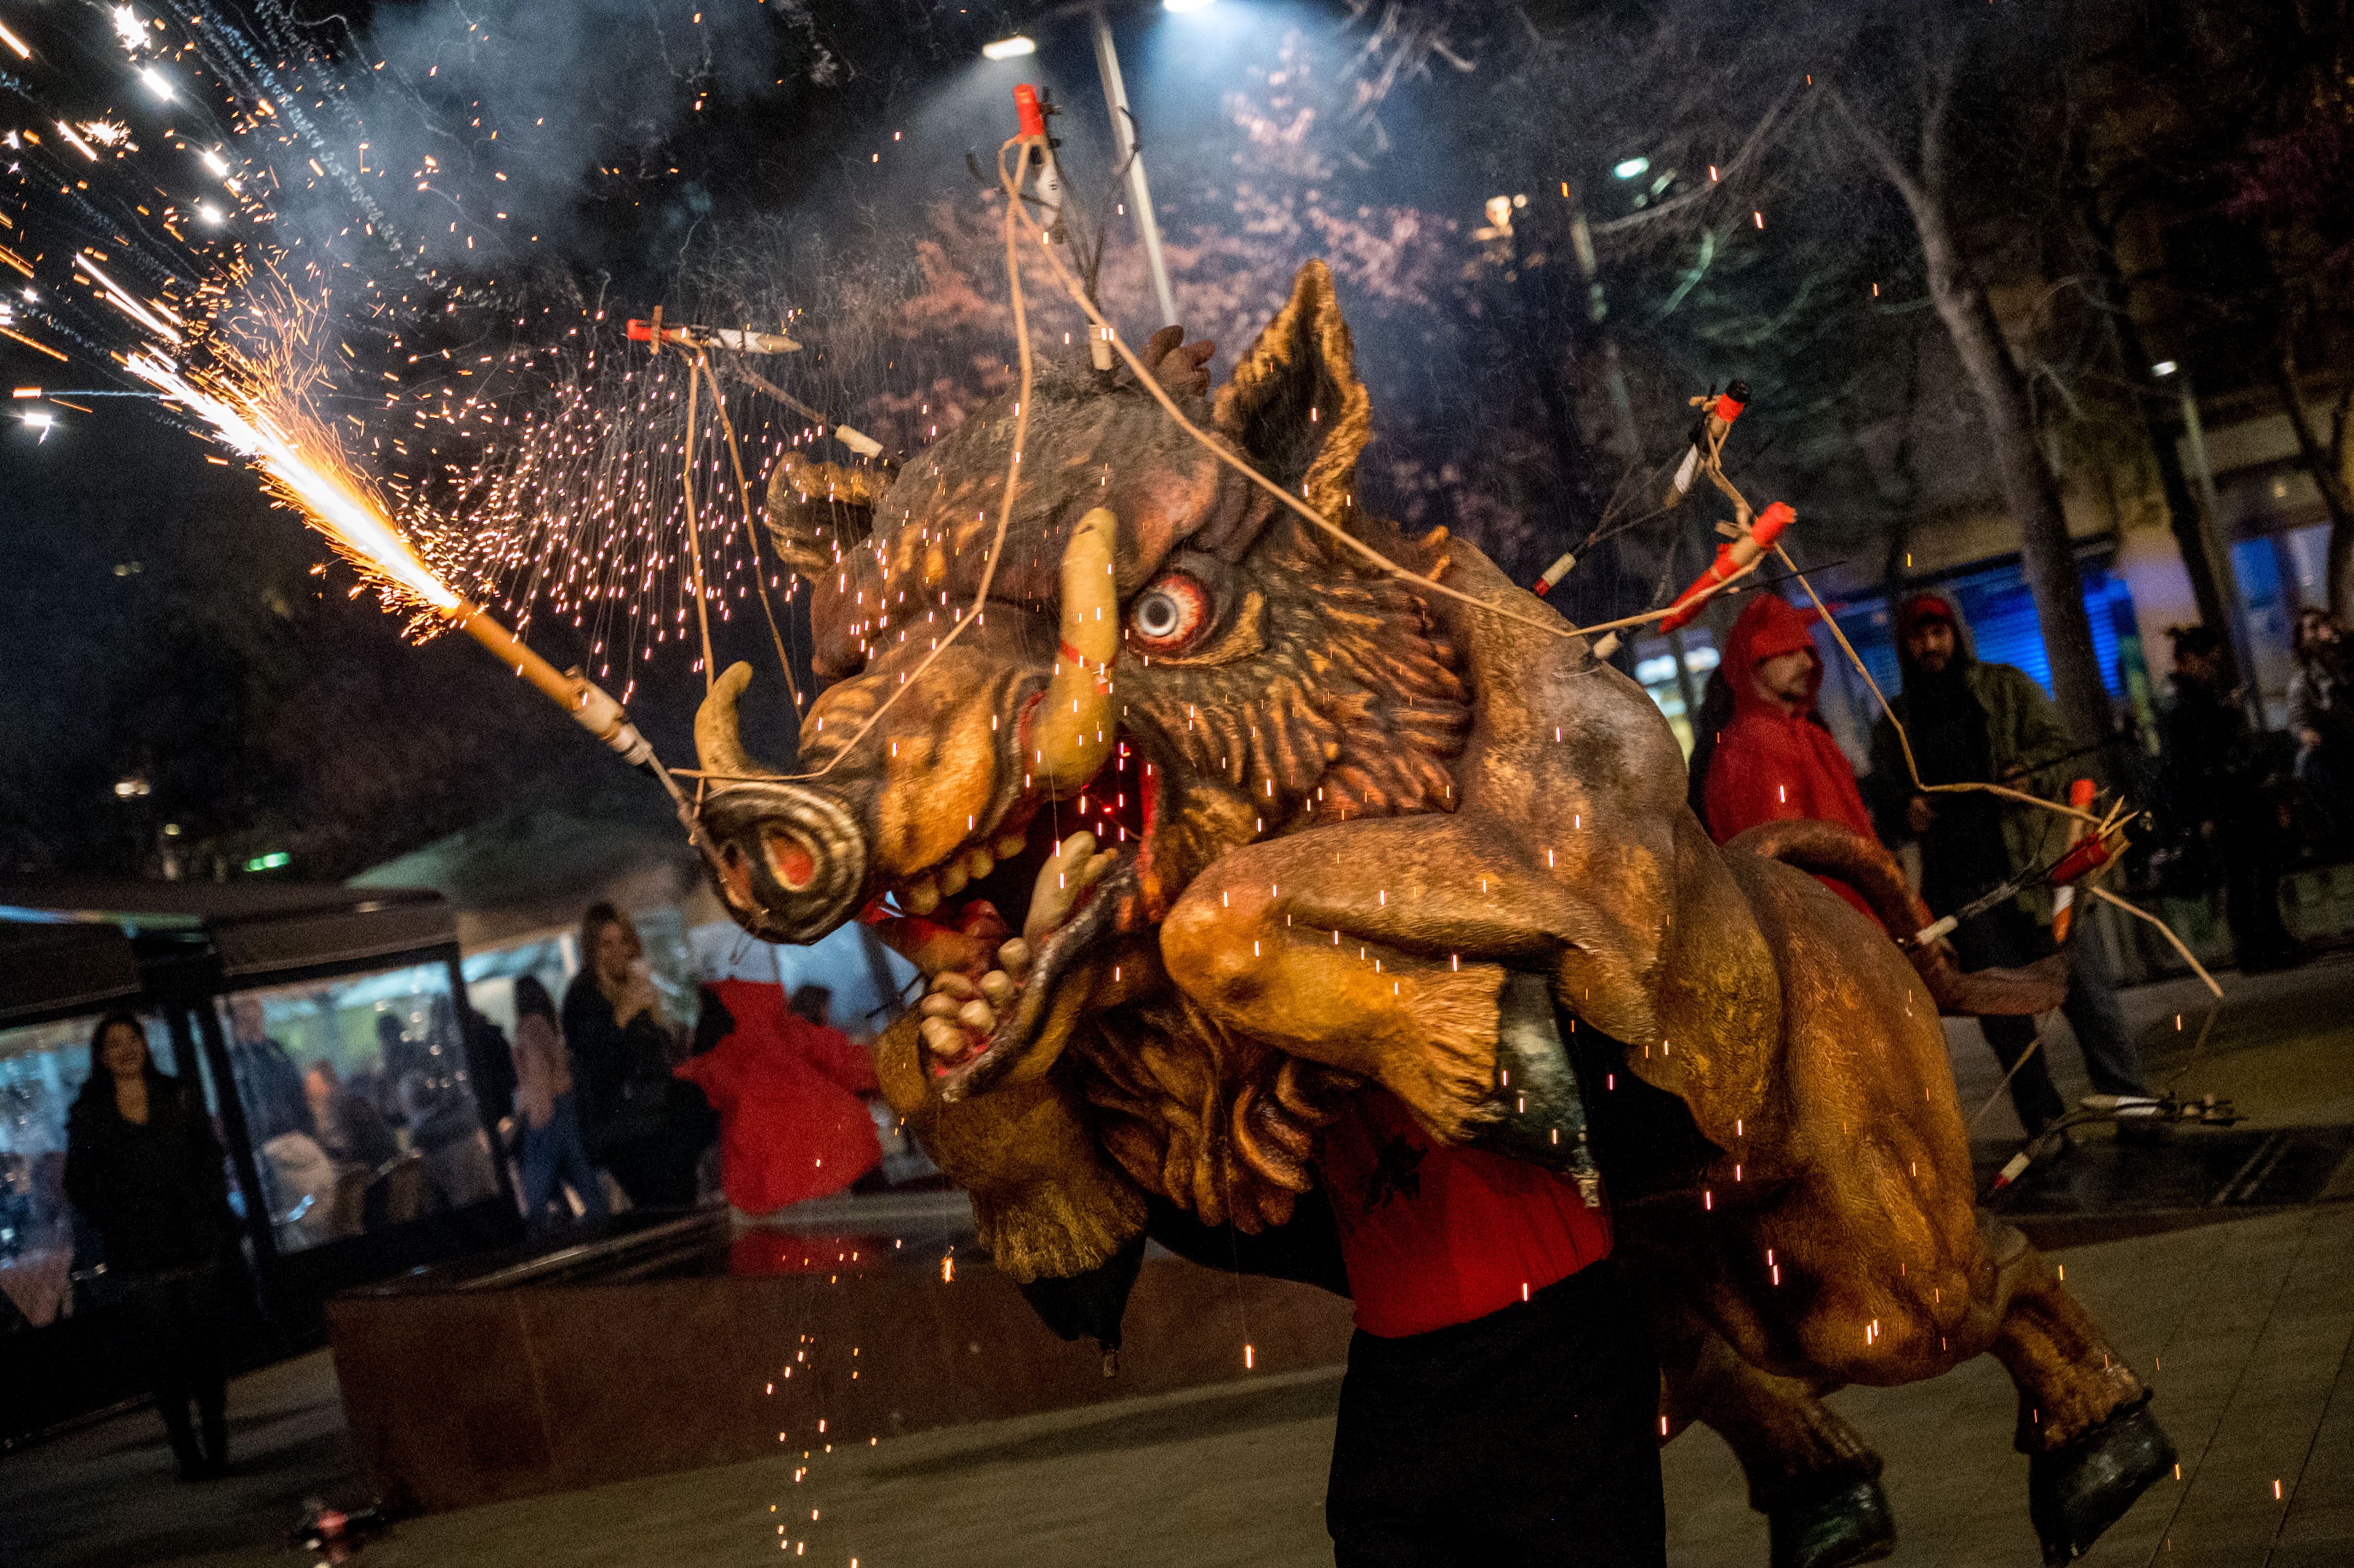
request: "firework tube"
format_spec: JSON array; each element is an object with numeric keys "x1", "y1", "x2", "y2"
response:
[
  {"x1": 1709, "y1": 381, "x2": 1750, "y2": 429},
  {"x1": 1532, "y1": 549, "x2": 1577, "y2": 596},
  {"x1": 1656, "y1": 500, "x2": 1794, "y2": 633},
  {"x1": 2050, "y1": 778, "x2": 2099, "y2": 943},
  {"x1": 443, "y1": 604, "x2": 655, "y2": 767},
  {"x1": 1668, "y1": 380, "x2": 1750, "y2": 504},
  {"x1": 1014, "y1": 84, "x2": 1048, "y2": 140},
  {"x1": 2047, "y1": 828, "x2": 2116, "y2": 888},
  {"x1": 625, "y1": 319, "x2": 801, "y2": 355}
]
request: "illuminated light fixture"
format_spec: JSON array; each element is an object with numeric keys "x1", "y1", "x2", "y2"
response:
[
  {"x1": 982, "y1": 34, "x2": 1037, "y2": 60},
  {"x1": 245, "y1": 850, "x2": 292, "y2": 872},
  {"x1": 1613, "y1": 156, "x2": 1649, "y2": 180},
  {"x1": 1165, "y1": 0, "x2": 1218, "y2": 11},
  {"x1": 0, "y1": 20, "x2": 30, "y2": 60},
  {"x1": 140, "y1": 64, "x2": 172, "y2": 99},
  {"x1": 196, "y1": 202, "x2": 223, "y2": 225},
  {"x1": 113, "y1": 775, "x2": 149, "y2": 799},
  {"x1": 2151, "y1": 360, "x2": 2178, "y2": 377}
]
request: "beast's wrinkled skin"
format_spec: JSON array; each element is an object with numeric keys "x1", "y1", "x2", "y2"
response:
[{"x1": 694, "y1": 263, "x2": 2161, "y2": 1554}]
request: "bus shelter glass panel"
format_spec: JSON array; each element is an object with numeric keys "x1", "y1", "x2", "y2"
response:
[
  {"x1": 216, "y1": 961, "x2": 495, "y2": 1252},
  {"x1": 0, "y1": 1008, "x2": 240, "y2": 1331}
]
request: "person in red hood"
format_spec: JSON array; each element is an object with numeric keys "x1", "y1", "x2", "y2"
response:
[
  {"x1": 675, "y1": 980, "x2": 883, "y2": 1216},
  {"x1": 1700, "y1": 592, "x2": 1881, "y2": 921}
]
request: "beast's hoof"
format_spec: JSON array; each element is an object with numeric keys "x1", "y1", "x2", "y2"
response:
[
  {"x1": 2028, "y1": 1398, "x2": 2175, "y2": 1564},
  {"x1": 1769, "y1": 1478, "x2": 1895, "y2": 1568}
]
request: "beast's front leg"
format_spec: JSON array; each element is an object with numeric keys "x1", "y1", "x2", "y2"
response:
[{"x1": 1159, "y1": 813, "x2": 1597, "y2": 1178}]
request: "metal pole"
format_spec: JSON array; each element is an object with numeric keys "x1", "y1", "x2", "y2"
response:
[
  {"x1": 1090, "y1": 4, "x2": 1179, "y2": 328},
  {"x1": 2176, "y1": 370, "x2": 2264, "y2": 724}
]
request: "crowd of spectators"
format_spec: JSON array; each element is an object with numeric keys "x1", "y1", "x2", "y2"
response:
[{"x1": 1692, "y1": 590, "x2": 2354, "y2": 1142}]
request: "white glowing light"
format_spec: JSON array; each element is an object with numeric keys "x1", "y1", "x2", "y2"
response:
[
  {"x1": 113, "y1": 6, "x2": 144, "y2": 53},
  {"x1": 75, "y1": 251, "x2": 183, "y2": 343},
  {"x1": 140, "y1": 64, "x2": 172, "y2": 99},
  {"x1": 200, "y1": 147, "x2": 229, "y2": 177},
  {"x1": 2151, "y1": 360, "x2": 2178, "y2": 377},
  {"x1": 195, "y1": 202, "x2": 223, "y2": 225},
  {"x1": 980, "y1": 34, "x2": 1036, "y2": 59},
  {"x1": 0, "y1": 20, "x2": 30, "y2": 60},
  {"x1": 53, "y1": 121, "x2": 101, "y2": 162},
  {"x1": 1613, "y1": 156, "x2": 1650, "y2": 180}
]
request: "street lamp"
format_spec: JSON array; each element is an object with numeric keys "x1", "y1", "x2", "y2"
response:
[{"x1": 982, "y1": 34, "x2": 1038, "y2": 59}]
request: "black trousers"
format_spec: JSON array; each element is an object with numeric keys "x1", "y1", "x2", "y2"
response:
[
  {"x1": 1951, "y1": 903, "x2": 2146, "y2": 1135},
  {"x1": 1327, "y1": 1258, "x2": 1666, "y2": 1567},
  {"x1": 125, "y1": 1261, "x2": 231, "y2": 1475},
  {"x1": 599, "y1": 1132, "x2": 699, "y2": 1208}
]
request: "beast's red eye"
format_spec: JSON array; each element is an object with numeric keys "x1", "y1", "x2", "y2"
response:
[{"x1": 1129, "y1": 571, "x2": 1211, "y2": 651}]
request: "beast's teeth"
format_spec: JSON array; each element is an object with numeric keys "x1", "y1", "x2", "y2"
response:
[
  {"x1": 938, "y1": 861, "x2": 969, "y2": 897},
  {"x1": 966, "y1": 847, "x2": 996, "y2": 880},
  {"x1": 902, "y1": 878, "x2": 941, "y2": 916},
  {"x1": 996, "y1": 834, "x2": 1028, "y2": 859}
]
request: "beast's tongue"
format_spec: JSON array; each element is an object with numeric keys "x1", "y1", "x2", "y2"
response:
[{"x1": 935, "y1": 834, "x2": 1130, "y2": 1103}]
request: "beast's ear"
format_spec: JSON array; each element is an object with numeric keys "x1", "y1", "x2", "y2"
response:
[
  {"x1": 1211, "y1": 260, "x2": 1370, "y2": 525},
  {"x1": 764, "y1": 452, "x2": 885, "y2": 579}
]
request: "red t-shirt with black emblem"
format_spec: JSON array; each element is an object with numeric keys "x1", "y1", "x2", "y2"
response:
[{"x1": 1316, "y1": 1089, "x2": 1613, "y2": 1339}]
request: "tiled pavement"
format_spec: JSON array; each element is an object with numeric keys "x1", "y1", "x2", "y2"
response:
[
  {"x1": 5, "y1": 1204, "x2": 2345, "y2": 1567},
  {"x1": 5, "y1": 948, "x2": 2350, "y2": 1567}
]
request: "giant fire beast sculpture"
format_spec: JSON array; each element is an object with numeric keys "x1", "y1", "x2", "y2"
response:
[{"x1": 689, "y1": 263, "x2": 2174, "y2": 1566}]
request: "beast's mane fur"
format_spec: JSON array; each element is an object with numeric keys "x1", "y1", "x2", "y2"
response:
[{"x1": 1072, "y1": 508, "x2": 1474, "y2": 1231}]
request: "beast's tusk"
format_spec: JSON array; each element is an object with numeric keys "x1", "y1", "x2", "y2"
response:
[
  {"x1": 695, "y1": 661, "x2": 769, "y2": 783},
  {"x1": 1031, "y1": 507, "x2": 1119, "y2": 794}
]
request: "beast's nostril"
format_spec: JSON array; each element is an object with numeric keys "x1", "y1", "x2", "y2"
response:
[
  {"x1": 716, "y1": 841, "x2": 755, "y2": 907},
  {"x1": 762, "y1": 830, "x2": 819, "y2": 892}
]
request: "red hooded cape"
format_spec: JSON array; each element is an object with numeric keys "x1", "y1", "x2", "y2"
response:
[
  {"x1": 1701, "y1": 594, "x2": 1880, "y2": 919},
  {"x1": 675, "y1": 978, "x2": 883, "y2": 1215}
]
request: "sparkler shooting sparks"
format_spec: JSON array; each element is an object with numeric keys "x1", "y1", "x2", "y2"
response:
[{"x1": 122, "y1": 325, "x2": 702, "y2": 833}]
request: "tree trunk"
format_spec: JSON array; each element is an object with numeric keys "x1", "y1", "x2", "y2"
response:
[
  {"x1": 2272, "y1": 360, "x2": 2354, "y2": 623},
  {"x1": 1837, "y1": 84, "x2": 2115, "y2": 753}
]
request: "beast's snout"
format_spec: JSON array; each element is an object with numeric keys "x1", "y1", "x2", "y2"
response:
[
  {"x1": 698, "y1": 778, "x2": 868, "y2": 945},
  {"x1": 694, "y1": 661, "x2": 870, "y2": 944}
]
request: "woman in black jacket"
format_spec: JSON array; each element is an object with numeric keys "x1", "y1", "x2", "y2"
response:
[
  {"x1": 561, "y1": 903, "x2": 708, "y2": 1207},
  {"x1": 64, "y1": 1010, "x2": 243, "y2": 1480}
]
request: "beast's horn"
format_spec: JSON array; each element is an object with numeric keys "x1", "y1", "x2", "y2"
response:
[
  {"x1": 1030, "y1": 507, "x2": 1119, "y2": 795},
  {"x1": 696, "y1": 661, "x2": 770, "y2": 784}
]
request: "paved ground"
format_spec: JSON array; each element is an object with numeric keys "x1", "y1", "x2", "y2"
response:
[{"x1": 5, "y1": 953, "x2": 2350, "y2": 1568}]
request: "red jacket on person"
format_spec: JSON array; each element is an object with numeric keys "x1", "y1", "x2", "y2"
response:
[
  {"x1": 1701, "y1": 593, "x2": 1881, "y2": 921},
  {"x1": 1317, "y1": 1090, "x2": 1613, "y2": 1338},
  {"x1": 674, "y1": 978, "x2": 883, "y2": 1215}
]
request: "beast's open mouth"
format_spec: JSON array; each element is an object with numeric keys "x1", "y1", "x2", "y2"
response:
[{"x1": 883, "y1": 739, "x2": 1157, "y2": 1101}]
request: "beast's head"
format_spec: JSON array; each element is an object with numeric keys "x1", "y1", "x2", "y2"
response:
[{"x1": 695, "y1": 263, "x2": 1470, "y2": 1107}]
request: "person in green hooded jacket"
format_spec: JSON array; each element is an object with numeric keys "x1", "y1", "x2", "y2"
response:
[{"x1": 1866, "y1": 590, "x2": 2154, "y2": 1138}]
